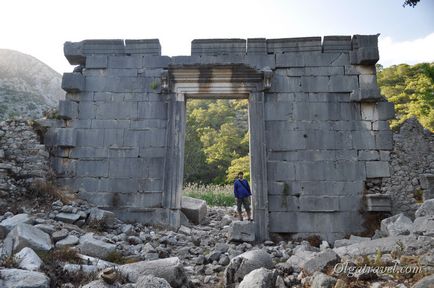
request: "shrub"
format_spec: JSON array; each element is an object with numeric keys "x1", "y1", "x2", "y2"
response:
[{"x1": 183, "y1": 183, "x2": 235, "y2": 207}]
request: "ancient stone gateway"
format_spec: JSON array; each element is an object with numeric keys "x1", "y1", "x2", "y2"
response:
[{"x1": 45, "y1": 36, "x2": 395, "y2": 242}]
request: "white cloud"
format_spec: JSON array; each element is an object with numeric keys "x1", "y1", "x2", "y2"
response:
[{"x1": 379, "y1": 33, "x2": 434, "y2": 67}]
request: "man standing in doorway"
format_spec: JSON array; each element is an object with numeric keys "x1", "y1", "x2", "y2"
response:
[{"x1": 234, "y1": 172, "x2": 252, "y2": 221}]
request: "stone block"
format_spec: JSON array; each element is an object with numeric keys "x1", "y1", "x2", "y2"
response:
[
  {"x1": 64, "y1": 41, "x2": 85, "y2": 65},
  {"x1": 85, "y1": 55, "x2": 108, "y2": 69},
  {"x1": 0, "y1": 269, "x2": 50, "y2": 288},
  {"x1": 375, "y1": 102, "x2": 395, "y2": 120},
  {"x1": 109, "y1": 147, "x2": 139, "y2": 158},
  {"x1": 103, "y1": 129, "x2": 124, "y2": 146},
  {"x1": 328, "y1": 75, "x2": 358, "y2": 92},
  {"x1": 59, "y1": 100, "x2": 78, "y2": 120},
  {"x1": 322, "y1": 35, "x2": 351, "y2": 52},
  {"x1": 228, "y1": 221, "x2": 255, "y2": 242},
  {"x1": 78, "y1": 102, "x2": 96, "y2": 119},
  {"x1": 380, "y1": 213, "x2": 413, "y2": 237},
  {"x1": 267, "y1": 37, "x2": 322, "y2": 53},
  {"x1": 344, "y1": 65, "x2": 375, "y2": 75},
  {"x1": 358, "y1": 150, "x2": 379, "y2": 161},
  {"x1": 350, "y1": 88, "x2": 382, "y2": 102},
  {"x1": 352, "y1": 131, "x2": 376, "y2": 150},
  {"x1": 415, "y1": 199, "x2": 434, "y2": 218},
  {"x1": 375, "y1": 131, "x2": 393, "y2": 150},
  {"x1": 76, "y1": 160, "x2": 108, "y2": 177},
  {"x1": 91, "y1": 120, "x2": 130, "y2": 129},
  {"x1": 88, "y1": 207, "x2": 116, "y2": 228},
  {"x1": 266, "y1": 130, "x2": 306, "y2": 151},
  {"x1": 299, "y1": 196, "x2": 339, "y2": 212},
  {"x1": 51, "y1": 158, "x2": 76, "y2": 177},
  {"x1": 191, "y1": 39, "x2": 246, "y2": 55},
  {"x1": 276, "y1": 52, "x2": 349, "y2": 68},
  {"x1": 364, "y1": 194, "x2": 391, "y2": 212},
  {"x1": 137, "y1": 102, "x2": 167, "y2": 119},
  {"x1": 82, "y1": 39, "x2": 125, "y2": 55},
  {"x1": 350, "y1": 35, "x2": 379, "y2": 65},
  {"x1": 270, "y1": 75, "x2": 302, "y2": 92},
  {"x1": 56, "y1": 128, "x2": 76, "y2": 147},
  {"x1": 181, "y1": 196, "x2": 207, "y2": 225},
  {"x1": 55, "y1": 212, "x2": 80, "y2": 224},
  {"x1": 295, "y1": 162, "x2": 328, "y2": 181},
  {"x1": 70, "y1": 147, "x2": 107, "y2": 159},
  {"x1": 247, "y1": 38, "x2": 266, "y2": 54},
  {"x1": 303, "y1": 249, "x2": 340, "y2": 275},
  {"x1": 238, "y1": 268, "x2": 277, "y2": 288},
  {"x1": 108, "y1": 55, "x2": 143, "y2": 69},
  {"x1": 142, "y1": 56, "x2": 171, "y2": 68},
  {"x1": 108, "y1": 158, "x2": 147, "y2": 178},
  {"x1": 125, "y1": 39, "x2": 161, "y2": 55},
  {"x1": 4, "y1": 224, "x2": 53, "y2": 254},
  {"x1": 62, "y1": 73, "x2": 85, "y2": 93},
  {"x1": 76, "y1": 129, "x2": 104, "y2": 147},
  {"x1": 267, "y1": 161, "x2": 296, "y2": 181},
  {"x1": 366, "y1": 161, "x2": 390, "y2": 178},
  {"x1": 15, "y1": 247, "x2": 43, "y2": 271},
  {"x1": 0, "y1": 214, "x2": 32, "y2": 239}
]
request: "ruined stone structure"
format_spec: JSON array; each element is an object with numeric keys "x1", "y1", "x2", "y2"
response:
[{"x1": 44, "y1": 35, "x2": 396, "y2": 241}]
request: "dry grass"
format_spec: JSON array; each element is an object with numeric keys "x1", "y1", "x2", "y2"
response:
[
  {"x1": 183, "y1": 183, "x2": 235, "y2": 207},
  {"x1": 28, "y1": 180, "x2": 76, "y2": 204}
]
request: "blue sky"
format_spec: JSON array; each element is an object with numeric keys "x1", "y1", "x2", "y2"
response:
[{"x1": 0, "y1": 0, "x2": 432, "y2": 73}]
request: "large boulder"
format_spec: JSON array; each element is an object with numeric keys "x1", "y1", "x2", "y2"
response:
[
  {"x1": 0, "y1": 214, "x2": 32, "y2": 239},
  {"x1": 303, "y1": 249, "x2": 340, "y2": 275},
  {"x1": 415, "y1": 199, "x2": 434, "y2": 218},
  {"x1": 136, "y1": 275, "x2": 172, "y2": 288},
  {"x1": 15, "y1": 247, "x2": 43, "y2": 271},
  {"x1": 413, "y1": 216, "x2": 434, "y2": 236},
  {"x1": 0, "y1": 268, "x2": 50, "y2": 288},
  {"x1": 238, "y1": 268, "x2": 277, "y2": 288},
  {"x1": 3, "y1": 224, "x2": 52, "y2": 255},
  {"x1": 224, "y1": 249, "x2": 274, "y2": 288},
  {"x1": 380, "y1": 213, "x2": 413, "y2": 237},
  {"x1": 77, "y1": 233, "x2": 116, "y2": 260},
  {"x1": 228, "y1": 221, "x2": 255, "y2": 242},
  {"x1": 181, "y1": 196, "x2": 207, "y2": 225},
  {"x1": 118, "y1": 257, "x2": 188, "y2": 288},
  {"x1": 88, "y1": 207, "x2": 116, "y2": 228}
]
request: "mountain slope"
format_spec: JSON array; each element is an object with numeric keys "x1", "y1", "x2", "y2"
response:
[{"x1": 0, "y1": 49, "x2": 64, "y2": 120}]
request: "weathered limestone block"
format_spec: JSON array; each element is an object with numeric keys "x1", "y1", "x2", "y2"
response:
[
  {"x1": 365, "y1": 194, "x2": 392, "y2": 212},
  {"x1": 15, "y1": 247, "x2": 43, "y2": 271},
  {"x1": 413, "y1": 216, "x2": 434, "y2": 236},
  {"x1": 125, "y1": 39, "x2": 161, "y2": 55},
  {"x1": 181, "y1": 196, "x2": 207, "y2": 225},
  {"x1": 191, "y1": 39, "x2": 246, "y2": 55},
  {"x1": 0, "y1": 214, "x2": 32, "y2": 239},
  {"x1": 118, "y1": 257, "x2": 188, "y2": 287},
  {"x1": 0, "y1": 269, "x2": 50, "y2": 288},
  {"x1": 415, "y1": 199, "x2": 434, "y2": 218},
  {"x1": 267, "y1": 37, "x2": 322, "y2": 53},
  {"x1": 303, "y1": 249, "x2": 340, "y2": 275},
  {"x1": 228, "y1": 221, "x2": 255, "y2": 242},
  {"x1": 366, "y1": 161, "x2": 391, "y2": 178},
  {"x1": 62, "y1": 73, "x2": 85, "y2": 93},
  {"x1": 136, "y1": 275, "x2": 172, "y2": 288},
  {"x1": 310, "y1": 272, "x2": 337, "y2": 288},
  {"x1": 77, "y1": 233, "x2": 116, "y2": 259},
  {"x1": 58, "y1": 100, "x2": 78, "y2": 120},
  {"x1": 56, "y1": 128, "x2": 76, "y2": 147},
  {"x1": 85, "y1": 55, "x2": 107, "y2": 69},
  {"x1": 4, "y1": 224, "x2": 53, "y2": 255},
  {"x1": 323, "y1": 35, "x2": 352, "y2": 52},
  {"x1": 380, "y1": 213, "x2": 413, "y2": 236},
  {"x1": 247, "y1": 38, "x2": 267, "y2": 54},
  {"x1": 350, "y1": 34, "x2": 379, "y2": 65},
  {"x1": 238, "y1": 268, "x2": 278, "y2": 288},
  {"x1": 88, "y1": 207, "x2": 116, "y2": 228}
]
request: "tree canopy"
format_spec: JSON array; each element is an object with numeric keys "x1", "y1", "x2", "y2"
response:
[{"x1": 377, "y1": 62, "x2": 434, "y2": 132}]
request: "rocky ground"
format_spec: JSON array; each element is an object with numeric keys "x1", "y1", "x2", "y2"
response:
[{"x1": 0, "y1": 196, "x2": 433, "y2": 288}]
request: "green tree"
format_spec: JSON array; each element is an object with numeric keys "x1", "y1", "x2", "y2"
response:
[{"x1": 377, "y1": 62, "x2": 434, "y2": 131}]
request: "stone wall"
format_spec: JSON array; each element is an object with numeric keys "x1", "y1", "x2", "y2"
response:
[
  {"x1": 0, "y1": 119, "x2": 51, "y2": 211},
  {"x1": 381, "y1": 118, "x2": 434, "y2": 217},
  {"x1": 44, "y1": 35, "x2": 395, "y2": 241}
]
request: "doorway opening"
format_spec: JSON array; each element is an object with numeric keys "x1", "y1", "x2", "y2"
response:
[{"x1": 182, "y1": 98, "x2": 251, "y2": 219}]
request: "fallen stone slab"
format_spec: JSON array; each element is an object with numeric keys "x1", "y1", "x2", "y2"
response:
[
  {"x1": 228, "y1": 221, "x2": 255, "y2": 242},
  {"x1": 52, "y1": 229, "x2": 69, "y2": 242},
  {"x1": 55, "y1": 212, "x2": 81, "y2": 224},
  {"x1": 334, "y1": 235, "x2": 370, "y2": 248},
  {"x1": 181, "y1": 196, "x2": 207, "y2": 225},
  {"x1": 415, "y1": 199, "x2": 434, "y2": 218},
  {"x1": 77, "y1": 233, "x2": 116, "y2": 260},
  {"x1": 224, "y1": 249, "x2": 274, "y2": 288},
  {"x1": 333, "y1": 235, "x2": 434, "y2": 257},
  {"x1": 238, "y1": 268, "x2": 278, "y2": 288},
  {"x1": 303, "y1": 249, "x2": 340, "y2": 275},
  {"x1": 0, "y1": 213, "x2": 32, "y2": 239},
  {"x1": 136, "y1": 275, "x2": 172, "y2": 288},
  {"x1": 3, "y1": 224, "x2": 53, "y2": 255},
  {"x1": 15, "y1": 247, "x2": 43, "y2": 271},
  {"x1": 0, "y1": 268, "x2": 50, "y2": 288},
  {"x1": 118, "y1": 257, "x2": 189, "y2": 288},
  {"x1": 380, "y1": 213, "x2": 413, "y2": 237},
  {"x1": 88, "y1": 207, "x2": 116, "y2": 228}
]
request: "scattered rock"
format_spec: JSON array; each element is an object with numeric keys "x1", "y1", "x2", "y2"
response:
[
  {"x1": 100, "y1": 267, "x2": 118, "y2": 284},
  {"x1": 310, "y1": 272, "x2": 337, "y2": 288},
  {"x1": 0, "y1": 213, "x2": 32, "y2": 239},
  {"x1": 81, "y1": 280, "x2": 113, "y2": 288},
  {"x1": 3, "y1": 223, "x2": 52, "y2": 255},
  {"x1": 411, "y1": 273, "x2": 434, "y2": 288},
  {"x1": 181, "y1": 196, "x2": 207, "y2": 225},
  {"x1": 303, "y1": 249, "x2": 340, "y2": 275},
  {"x1": 15, "y1": 247, "x2": 43, "y2": 271},
  {"x1": 224, "y1": 249, "x2": 274, "y2": 288},
  {"x1": 52, "y1": 229, "x2": 69, "y2": 242},
  {"x1": 55, "y1": 235, "x2": 79, "y2": 248},
  {"x1": 413, "y1": 216, "x2": 434, "y2": 236},
  {"x1": 118, "y1": 257, "x2": 188, "y2": 288},
  {"x1": 238, "y1": 268, "x2": 277, "y2": 288},
  {"x1": 88, "y1": 207, "x2": 116, "y2": 228},
  {"x1": 0, "y1": 268, "x2": 50, "y2": 288},
  {"x1": 228, "y1": 221, "x2": 255, "y2": 242},
  {"x1": 415, "y1": 199, "x2": 434, "y2": 218},
  {"x1": 136, "y1": 275, "x2": 172, "y2": 288},
  {"x1": 77, "y1": 233, "x2": 116, "y2": 260},
  {"x1": 55, "y1": 212, "x2": 80, "y2": 224},
  {"x1": 380, "y1": 213, "x2": 413, "y2": 236}
]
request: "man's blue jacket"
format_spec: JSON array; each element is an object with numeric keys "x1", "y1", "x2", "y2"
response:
[{"x1": 234, "y1": 179, "x2": 252, "y2": 199}]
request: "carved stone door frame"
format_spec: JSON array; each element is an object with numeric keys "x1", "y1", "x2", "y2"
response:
[{"x1": 163, "y1": 65, "x2": 271, "y2": 241}]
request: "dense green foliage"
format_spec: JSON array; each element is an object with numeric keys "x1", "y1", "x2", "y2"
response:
[
  {"x1": 184, "y1": 99, "x2": 249, "y2": 185},
  {"x1": 377, "y1": 63, "x2": 434, "y2": 132}
]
